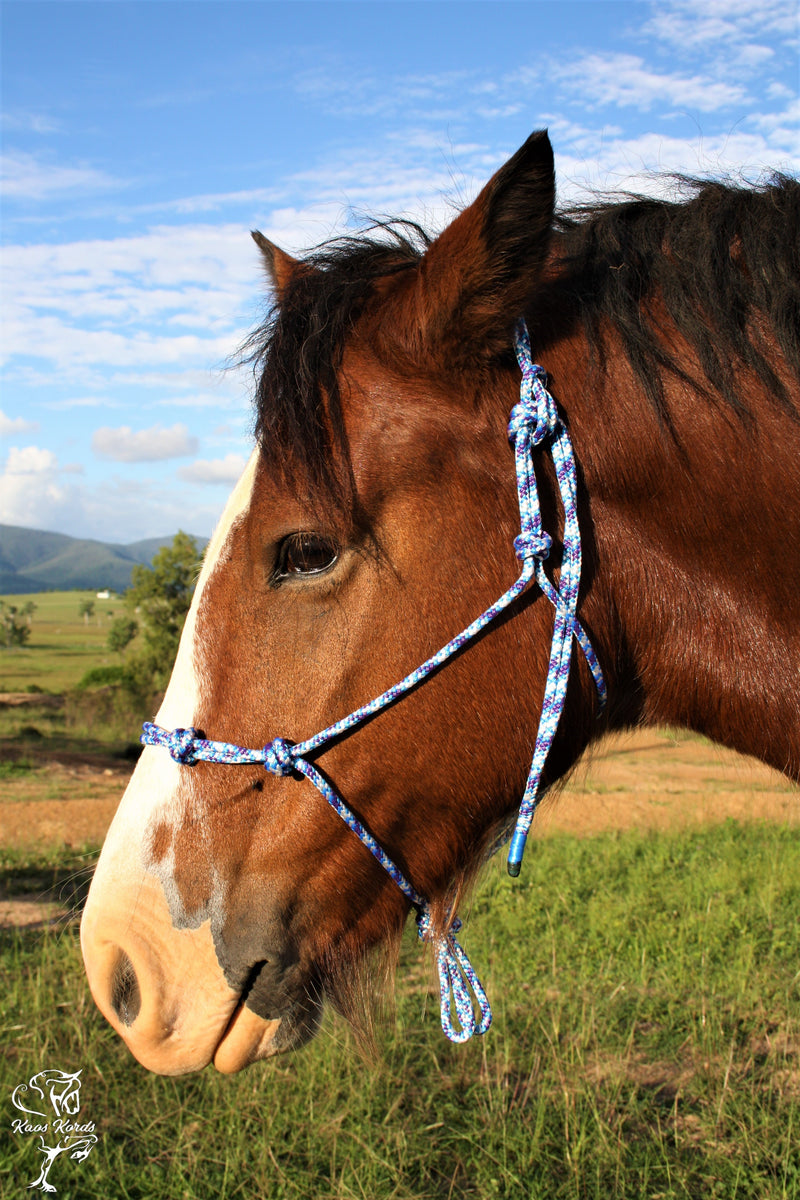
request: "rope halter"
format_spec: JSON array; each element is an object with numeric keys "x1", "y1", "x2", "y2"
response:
[{"x1": 141, "y1": 318, "x2": 606, "y2": 1044}]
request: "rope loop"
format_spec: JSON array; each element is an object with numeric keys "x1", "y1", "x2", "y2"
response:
[
  {"x1": 263, "y1": 737, "x2": 296, "y2": 777},
  {"x1": 416, "y1": 909, "x2": 491, "y2": 1043}
]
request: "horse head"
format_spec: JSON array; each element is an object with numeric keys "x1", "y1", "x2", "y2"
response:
[
  {"x1": 81, "y1": 131, "x2": 608, "y2": 1074},
  {"x1": 80, "y1": 129, "x2": 800, "y2": 1074}
]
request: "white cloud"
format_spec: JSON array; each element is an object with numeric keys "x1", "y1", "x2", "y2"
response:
[
  {"x1": 1, "y1": 111, "x2": 61, "y2": 134},
  {"x1": 0, "y1": 445, "x2": 66, "y2": 528},
  {"x1": 3, "y1": 445, "x2": 58, "y2": 475},
  {"x1": 549, "y1": 53, "x2": 746, "y2": 113},
  {"x1": 0, "y1": 409, "x2": 39, "y2": 436},
  {"x1": 0, "y1": 444, "x2": 224, "y2": 541},
  {"x1": 731, "y1": 44, "x2": 776, "y2": 70},
  {"x1": 553, "y1": 129, "x2": 798, "y2": 205},
  {"x1": 178, "y1": 453, "x2": 248, "y2": 485},
  {"x1": 92, "y1": 423, "x2": 199, "y2": 463},
  {"x1": 1, "y1": 151, "x2": 120, "y2": 199},
  {"x1": 644, "y1": 0, "x2": 798, "y2": 50},
  {"x1": 41, "y1": 396, "x2": 118, "y2": 411},
  {"x1": 767, "y1": 82, "x2": 795, "y2": 100},
  {"x1": 1, "y1": 224, "x2": 264, "y2": 387},
  {"x1": 750, "y1": 97, "x2": 800, "y2": 138},
  {"x1": 291, "y1": 65, "x2": 473, "y2": 123},
  {"x1": 2, "y1": 223, "x2": 258, "y2": 322}
]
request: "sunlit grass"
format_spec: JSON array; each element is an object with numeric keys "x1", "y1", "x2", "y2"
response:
[{"x1": 2, "y1": 825, "x2": 799, "y2": 1199}]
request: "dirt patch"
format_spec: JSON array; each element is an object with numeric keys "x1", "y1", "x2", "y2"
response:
[
  {"x1": 1, "y1": 797, "x2": 125, "y2": 850},
  {"x1": 587, "y1": 1049, "x2": 698, "y2": 1107},
  {"x1": 0, "y1": 692, "x2": 64, "y2": 710},
  {"x1": 537, "y1": 729, "x2": 798, "y2": 837},
  {"x1": 0, "y1": 898, "x2": 69, "y2": 929},
  {"x1": 0, "y1": 738, "x2": 135, "y2": 772},
  {"x1": 0, "y1": 761, "x2": 131, "y2": 850},
  {"x1": 0, "y1": 729, "x2": 796, "y2": 854}
]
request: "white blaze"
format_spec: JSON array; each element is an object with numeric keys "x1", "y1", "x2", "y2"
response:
[{"x1": 95, "y1": 450, "x2": 259, "y2": 876}]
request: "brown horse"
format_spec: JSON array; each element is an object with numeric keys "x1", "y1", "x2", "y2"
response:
[{"x1": 80, "y1": 131, "x2": 800, "y2": 1075}]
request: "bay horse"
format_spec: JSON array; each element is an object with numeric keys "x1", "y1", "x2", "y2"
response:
[{"x1": 80, "y1": 131, "x2": 800, "y2": 1075}]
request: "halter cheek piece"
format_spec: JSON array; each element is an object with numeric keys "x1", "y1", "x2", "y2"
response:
[{"x1": 143, "y1": 319, "x2": 606, "y2": 1044}]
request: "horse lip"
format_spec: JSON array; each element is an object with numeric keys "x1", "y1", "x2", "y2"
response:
[
  {"x1": 212, "y1": 1000, "x2": 284, "y2": 1073},
  {"x1": 212, "y1": 974, "x2": 324, "y2": 1073}
]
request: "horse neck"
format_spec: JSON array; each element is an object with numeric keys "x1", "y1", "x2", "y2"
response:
[{"x1": 549, "y1": 333, "x2": 800, "y2": 782}]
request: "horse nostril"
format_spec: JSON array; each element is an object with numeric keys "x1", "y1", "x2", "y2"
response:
[{"x1": 111, "y1": 952, "x2": 141, "y2": 1026}]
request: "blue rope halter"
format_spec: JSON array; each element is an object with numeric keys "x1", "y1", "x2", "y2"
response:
[{"x1": 141, "y1": 319, "x2": 606, "y2": 1043}]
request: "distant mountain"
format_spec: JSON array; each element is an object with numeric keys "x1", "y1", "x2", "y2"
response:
[{"x1": 0, "y1": 525, "x2": 208, "y2": 595}]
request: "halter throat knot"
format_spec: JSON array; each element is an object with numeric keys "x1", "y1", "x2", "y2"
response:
[
  {"x1": 513, "y1": 530, "x2": 552, "y2": 562},
  {"x1": 508, "y1": 363, "x2": 558, "y2": 445}
]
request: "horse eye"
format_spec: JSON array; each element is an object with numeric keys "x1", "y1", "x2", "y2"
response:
[{"x1": 275, "y1": 532, "x2": 339, "y2": 580}]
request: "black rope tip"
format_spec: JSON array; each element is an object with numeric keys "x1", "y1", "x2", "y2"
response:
[{"x1": 507, "y1": 861, "x2": 522, "y2": 878}]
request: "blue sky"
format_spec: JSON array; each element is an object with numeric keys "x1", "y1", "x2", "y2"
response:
[{"x1": 2, "y1": 0, "x2": 797, "y2": 543}]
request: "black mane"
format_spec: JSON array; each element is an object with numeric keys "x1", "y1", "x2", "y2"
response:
[
  {"x1": 550, "y1": 175, "x2": 800, "y2": 421},
  {"x1": 244, "y1": 224, "x2": 428, "y2": 514},
  {"x1": 246, "y1": 176, "x2": 800, "y2": 505}
]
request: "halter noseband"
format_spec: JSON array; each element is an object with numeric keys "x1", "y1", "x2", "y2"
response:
[{"x1": 142, "y1": 319, "x2": 606, "y2": 1043}]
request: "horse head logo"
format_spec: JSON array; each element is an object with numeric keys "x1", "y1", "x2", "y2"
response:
[{"x1": 12, "y1": 1070, "x2": 83, "y2": 1119}]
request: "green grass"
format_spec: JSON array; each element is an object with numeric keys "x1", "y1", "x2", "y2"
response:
[
  {"x1": 0, "y1": 590, "x2": 125, "y2": 694},
  {"x1": 0, "y1": 759, "x2": 35, "y2": 779},
  {"x1": 0, "y1": 694, "x2": 144, "y2": 762},
  {"x1": 0, "y1": 589, "x2": 148, "y2": 754},
  {"x1": 2, "y1": 824, "x2": 799, "y2": 1199}
]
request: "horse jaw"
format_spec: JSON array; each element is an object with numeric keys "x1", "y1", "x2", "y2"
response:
[{"x1": 80, "y1": 452, "x2": 314, "y2": 1075}]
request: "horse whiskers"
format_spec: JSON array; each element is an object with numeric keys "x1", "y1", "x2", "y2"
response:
[{"x1": 321, "y1": 935, "x2": 402, "y2": 1062}]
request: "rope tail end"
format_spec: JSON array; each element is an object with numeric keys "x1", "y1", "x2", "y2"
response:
[{"x1": 506, "y1": 829, "x2": 528, "y2": 877}]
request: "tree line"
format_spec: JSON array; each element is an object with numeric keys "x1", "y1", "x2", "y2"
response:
[{"x1": 77, "y1": 531, "x2": 201, "y2": 702}]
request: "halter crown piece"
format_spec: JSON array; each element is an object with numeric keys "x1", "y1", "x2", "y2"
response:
[{"x1": 142, "y1": 319, "x2": 606, "y2": 1044}]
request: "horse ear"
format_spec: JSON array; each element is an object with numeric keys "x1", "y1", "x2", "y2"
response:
[
  {"x1": 251, "y1": 231, "x2": 299, "y2": 299},
  {"x1": 416, "y1": 130, "x2": 555, "y2": 357}
]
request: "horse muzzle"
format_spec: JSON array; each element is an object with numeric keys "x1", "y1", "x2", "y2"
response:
[{"x1": 80, "y1": 857, "x2": 321, "y2": 1075}]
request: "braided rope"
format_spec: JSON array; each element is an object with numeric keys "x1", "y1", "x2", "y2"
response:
[
  {"x1": 506, "y1": 321, "x2": 606, "y2": 873},
  {"x1": 141, "y1": 721, "x2": 491, "y2": 1041},
  {"x1": 141, "y1": 318, "x2": 605, "y2": 1043}
]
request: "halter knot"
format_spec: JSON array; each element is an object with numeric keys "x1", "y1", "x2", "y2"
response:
[
  {"x1": 508, "y1": 389, "x2": 558, "y2": 446},
  {"x1": 166, "y1": 727, "x2": 199, "y2": 765},
  {"x1": 514, "y1": 529, "x2": 552, "y2": 563},
  {"x1": 416, "y1": 908, "x2": 462, "y2": 943},
  {"x1": 263, "y1": 737, "x2": 296, "y2": 777}
]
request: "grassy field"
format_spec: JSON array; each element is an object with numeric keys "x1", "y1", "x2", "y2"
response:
[
  {"x1": 0, "y1": 589, "x2": 148, "y2": 757},
  {"x1": 1, "y1": 593, "x2": 799, "y2": 1198},
  {"x1": 2, "y1": 826, "x2": 799, "y2": 1199},
  {"x1": 0, "y1": 590, "x2": 124, "y2": 694}
]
